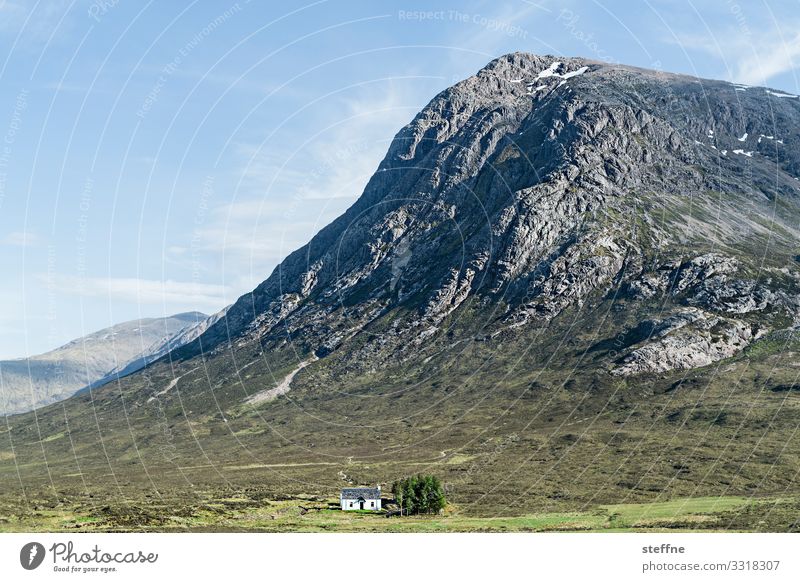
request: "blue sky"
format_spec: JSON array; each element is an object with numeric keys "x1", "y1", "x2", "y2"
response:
[{"x1": 0, "y1": 0, "x2": 798, "y2": 358}]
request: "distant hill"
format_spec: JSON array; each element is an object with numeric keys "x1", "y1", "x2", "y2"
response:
[{"x1": 0, "y1": 312, "x2": 208, "y2": 415}]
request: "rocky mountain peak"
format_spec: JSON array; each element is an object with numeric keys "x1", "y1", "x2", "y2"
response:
[{"x1": 179, "y1": 53, "x2": 800, "y2": 379}]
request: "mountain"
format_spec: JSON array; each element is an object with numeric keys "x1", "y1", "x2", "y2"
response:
[
  {"x1": 181, "y1": 54, "x2": 799, "y2": 374},
  {"x1": 0, "y1": 311, "x2": 208, "y2": 415},
  {"x1": 2, "y1": 54, "x2": 800, "y2": 528}
]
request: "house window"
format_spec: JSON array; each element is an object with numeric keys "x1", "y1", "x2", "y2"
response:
[
  {"x1": 349, "y1": 502, "x2": 353, "y2": 507},
  {"x1": 370, "y1": 501, "x2": 374, "y2": 507}
]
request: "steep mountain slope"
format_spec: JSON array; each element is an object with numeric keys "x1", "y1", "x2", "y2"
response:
[
  {"x1": 0, "y1": 311, "x2": 208, "y2": 414},
  {"x1": 183, "y1": 53, "x2": 800, "y2": 375},
  {"x1": 2, "y1": 54, "x2": 800, "y2": 526}
]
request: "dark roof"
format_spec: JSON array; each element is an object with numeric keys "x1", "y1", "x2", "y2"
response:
[{"x1": 340, "y1": 487, "x2": 380, "y2": 500}]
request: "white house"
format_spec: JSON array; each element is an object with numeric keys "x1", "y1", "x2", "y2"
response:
[{"x1": 340, "y1": 486, "x2": 382, "y2": 511}]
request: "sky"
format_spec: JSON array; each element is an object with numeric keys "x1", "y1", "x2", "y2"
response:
[{"x1": 0, "y1": 0, "x2": 798, "y2": 359}]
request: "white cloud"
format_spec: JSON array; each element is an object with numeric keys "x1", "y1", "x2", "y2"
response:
[
  {"x1": 736, "y1": 32, "x2": 800, "y2": 86},
  {"x1": 201, "y1": 201, "x2": 325, "y2": 258},
  {"x1": 190, "y1": 197, "x2": 350, "y2": 294},
  {"x1": 3, "y1": 231, "x2": 39, "y2": 247},
  {"x1": 234, "y1": 80, "x2": 424, "y2": 202},
  {"x1": 670, "y1": 27, "x2": 800, "y2": 86},
  {"x1": 44, "y1": 275, "x2": 232, "y2": 309}
]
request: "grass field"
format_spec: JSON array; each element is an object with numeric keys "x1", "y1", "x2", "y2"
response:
[{"x1": 1, "y1": 492, "x2": 798, "y2": 533}]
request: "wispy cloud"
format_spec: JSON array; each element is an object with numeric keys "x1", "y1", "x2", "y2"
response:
[
  {"x1": 43, "y1": 275, "x2": 232, "y2": 309},
  {"x1": 41, "y1": 80, "x2": 98, "y2": 94},
  {"x1": 234, "y1": 80, "x2": 425, "y2": 201},
  {"x1": 670, "y1": 26, "x2": 800, "y2": 86},
  {"x1": 197, "y1": 197, "x2": 334, "y2": 269},
  {"x1": 450, "y1": 3, "x2": 543, "y2": 57},
  {"x1": 2, "y1": 231, "x2": 39, "y2": 247},
  {"x1": 190, "y1": 80, "x2": 430, "y2": 292},
  {"x1": 736, "y1": 31, "x2": 800, "y2": 86},
  {"x1": 0, "y1": 0, "x2": 74, "y2": 44}
]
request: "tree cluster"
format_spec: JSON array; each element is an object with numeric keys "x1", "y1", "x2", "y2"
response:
[{"x1": 391, "y1": 474, "x2": 446, "y2": 515}]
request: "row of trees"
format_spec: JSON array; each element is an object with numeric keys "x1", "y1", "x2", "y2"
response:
[{"x1": 391, "y1": 474, "x2": 446, "y2": 515}]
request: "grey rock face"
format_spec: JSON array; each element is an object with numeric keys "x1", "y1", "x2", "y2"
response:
[
  {"x1": 612, "y1": 308, "x2": 764, "y2": 375},
  {"x1": 169, "y1": 53, "x2": 800, "y2": 379}
]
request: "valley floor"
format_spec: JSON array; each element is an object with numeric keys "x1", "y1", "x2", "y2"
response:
[{"x1": 1, "y1": 493, "x2": 798, "y2": 533}]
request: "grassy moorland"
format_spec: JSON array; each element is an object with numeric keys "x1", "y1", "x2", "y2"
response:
[
  {"x1": 1, "y1": 296, "x2": 799, "y2": 532},
  {"x1": 1, "y1": 492, "x2": 797, "y2": 532}
]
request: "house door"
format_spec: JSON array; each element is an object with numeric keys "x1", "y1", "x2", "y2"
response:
[{"x1": 358, "y1": 498, "x2": 365, "y2": 510}]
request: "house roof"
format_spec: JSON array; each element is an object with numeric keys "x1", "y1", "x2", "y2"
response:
[{"x1": 340, "y1": 487, "x2": 380, "y2": 500}]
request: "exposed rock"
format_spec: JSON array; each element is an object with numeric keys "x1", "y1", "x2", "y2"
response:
[{"x1": 612, "y1": 310, "x2": 764, "y2": 375}]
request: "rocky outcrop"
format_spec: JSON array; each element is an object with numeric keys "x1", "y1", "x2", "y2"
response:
[
  {"x1": 613, "y1": 249, "x2": 800, "y2": 374},
  {"x1": 612, "y1": 308, "x2": 765, "y2": 375}
]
